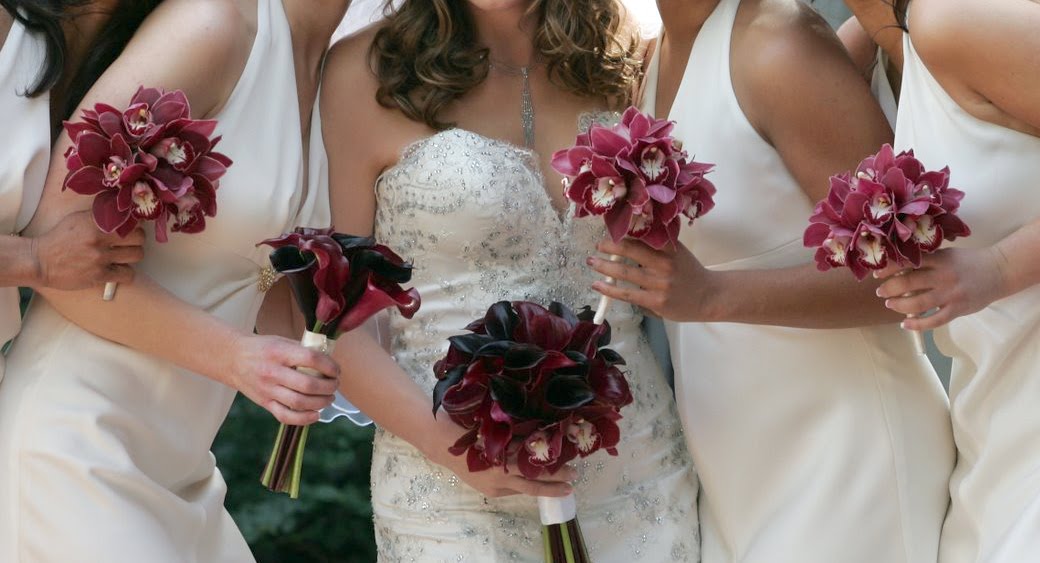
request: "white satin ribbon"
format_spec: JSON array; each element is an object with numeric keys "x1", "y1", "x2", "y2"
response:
[
  {"x1": 300, "y1": 330, "x2": 374, "y2": 427},
  {"x1": 538, "y1": 493, "x2": 577, "y2": 526}
]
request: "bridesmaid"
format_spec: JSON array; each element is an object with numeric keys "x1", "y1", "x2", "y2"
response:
[
  {"x1": 0, "y1": 2, "x2": 150, "y2": 376},
  {"x1": 863, "y1": 0, "x2": 1040, "y2": 561},
  {"x1": 589, "y1": 0, "x2": 953, "y2": 561},
  {"x1": 0, "y1": 1, "x2": 350, "y2": 561}
]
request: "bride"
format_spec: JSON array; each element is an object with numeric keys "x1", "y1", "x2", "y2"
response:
[{"x1": 317, "y1": 0, "x2": 701, "y2": 561}]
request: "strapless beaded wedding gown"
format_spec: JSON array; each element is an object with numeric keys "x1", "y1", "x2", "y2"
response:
[{"x1": 362, "y1": 127, "x2": 701, "y2": 562}]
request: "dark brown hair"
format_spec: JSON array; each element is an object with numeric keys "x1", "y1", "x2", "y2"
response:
[{"x1": 370, "y1": 0, "x2": 641, "y2": 130}]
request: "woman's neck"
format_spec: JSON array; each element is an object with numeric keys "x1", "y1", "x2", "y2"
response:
[{"x1": 468, "y1": 2, "x2": 536, "y2": 67}]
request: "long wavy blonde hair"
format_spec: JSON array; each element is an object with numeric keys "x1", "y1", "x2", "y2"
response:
[{"x1": 370, "y1": 0, "x2": 642, "y2": 130}]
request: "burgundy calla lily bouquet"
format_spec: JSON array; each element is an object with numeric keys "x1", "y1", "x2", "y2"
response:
[
  {"x1": 803, "y1": 144, "x2": 970, "y2": 352},
  {"x1": 433, "y1": 301, "x2": 633, "y2": 563},
  {"x1": 552, "y1": 107, "x2": 716, "y2": 323},
  {"x1": 62, "y1": 86, "x2": 232, "y2": 300},
  {"x1": 258, "y1": 227, "x2": 421, "y2": 498}
]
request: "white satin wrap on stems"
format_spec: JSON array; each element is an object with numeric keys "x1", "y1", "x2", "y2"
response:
[{"x1": 538, "y1": 494, "x2": 578, "y2": 526}]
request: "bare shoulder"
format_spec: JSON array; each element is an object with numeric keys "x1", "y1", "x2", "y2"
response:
[
  {"x1": 110, "y1": 0, "x2": 255, "y2": 115},
  {"x1": 321, "y1": 24, "x2": 426, "y2": 171},
  {"x1": 735, "y1": 0, "x2": 848, "y2": 74}
]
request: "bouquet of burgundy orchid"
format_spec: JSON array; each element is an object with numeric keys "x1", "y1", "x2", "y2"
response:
[
  {"x1": 552, "y1": 107, "x2": 715, "y2": 322},
  {"x1": 258, "y1": 227, "x2": 421, "y2": 498},
  {"x1": 62, "y1": 86, "x2": 231, "y2": 300},
  {"x1": 433, "y1": 300, "x2": 633, "y2": 563},
  {"x1": 803, "y1": 144, "x2": 970, "y2": 352}
]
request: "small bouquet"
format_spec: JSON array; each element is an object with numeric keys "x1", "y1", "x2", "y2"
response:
[
  {"x1": 803, "y1": 144, "x2": 970, "y2": 352},
  {"x1": 433, "y1": 301, "x2": 633, "y2": 563},
  {"x1": 258, "y1": 227, "x2": 421, "y2": 498},
  {"x1": 63, "y1": 86, "x2": 232, "y2": 300},
  {"x1": 552, "y1": 107, "x2": 715, "y2": 323}
]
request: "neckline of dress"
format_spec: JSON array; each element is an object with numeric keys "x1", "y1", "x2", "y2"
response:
[{"x1": 379, "y1": 127, "x2": 574, "y2": 227}]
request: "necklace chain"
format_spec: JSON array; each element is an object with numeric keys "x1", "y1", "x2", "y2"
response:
[{"x1": 489, "y1": 59, "x2": 535, "y2": 149}]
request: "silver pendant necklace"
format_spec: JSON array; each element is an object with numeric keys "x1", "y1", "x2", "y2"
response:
[{"x1": 489, "y1": 59, "x2": 535, "y2": 149}]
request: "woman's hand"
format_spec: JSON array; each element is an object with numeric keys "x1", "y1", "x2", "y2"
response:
[
  {"x1": 587, "y1": 238, "x2": 719, "y2": 322},
  {"x1": 224, "y1": 334, "x2": 342, "y2": 426},
  {"x1": 31, "y1": 210, "x2": 145, "y2": 290},
  {"x1": 422, "y1": 414, "x2": 576, "y2": 499},
  {"x1": 875, "y1": 246, "x2": 1011, "y2": 330}
]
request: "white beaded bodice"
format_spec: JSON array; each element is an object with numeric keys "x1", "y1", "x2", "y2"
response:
[{"x1": 368, "y1": 127, "x2": 701, "y2": 563}]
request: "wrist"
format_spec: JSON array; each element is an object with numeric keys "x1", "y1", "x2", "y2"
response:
[
  {"x1": 991, "y1": 243, "x2": 1026, "y2": 299},
  {"x1": 697, "y1": 269, "x2": 729, "y2": 322},
  {"x1": 3, "y1": 235, "x2": 44, "y2": 288}
]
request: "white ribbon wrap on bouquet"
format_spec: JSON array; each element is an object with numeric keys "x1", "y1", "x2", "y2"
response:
[
  {"x1": 538, "y1": 493, "x2": 577, "y2": 526},
  {"x1": 303, "y1": 329, "x2": 373, "y2": 427}
]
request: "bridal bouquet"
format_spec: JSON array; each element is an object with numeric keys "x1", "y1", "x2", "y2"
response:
[
  {"x1": 62, "y1": 86, "x2": 232, "y2": 300},
  {"x1": 258, "y1": 227, "x2": 421, "y2": 498},
  {"x1": 552, "y1": 107, "x2": 715, "y2": 322},
  {"x1": 803, "y1": 144, "x2": 970, "y2": 351},
  {"x1": 433, "y1": 301, "x2": 633, "y2": 563}
]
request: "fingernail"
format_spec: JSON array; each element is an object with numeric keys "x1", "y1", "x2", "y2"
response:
[
  {"x1": 876, "y1": 288, "x2": 883, "y2": 297},
  {"x1": 885, "y1": 299, "x2": 892, "y2": 308},
  {"x1": 873, "y1": 271, "x2": 880, "y2": 279},
  {"x1": 900, "y1": 320, "x2": 907, "y2": 329},
  {"x1": 586, "y1": 257, "x2": 595, "y2": 266}
]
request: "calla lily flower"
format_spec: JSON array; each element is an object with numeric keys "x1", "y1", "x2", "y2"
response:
[{"x1": 259, "y1": 228, "x2": 421, "y2": 339}]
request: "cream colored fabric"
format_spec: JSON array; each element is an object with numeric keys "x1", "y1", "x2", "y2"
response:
[
  {"x1": 0, "y1": 18, "x2": 49, "y2": 360},
  {"x1": 896, "y1": 31, "x2": 1040, "y2": 563},
  {"x1": 642, "y1": 0, "x2": 953, "y2": 560},
  {"x1": 0, "y1": 1, "x2": 329, "y2": 560}
]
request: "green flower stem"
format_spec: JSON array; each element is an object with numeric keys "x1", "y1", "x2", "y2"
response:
[
  {"x1": 260, "y1": 424, "x2": 288, "y2": 488},
  {"x1": 288, "y1": 425, "x2": 311, "y2": 499}
]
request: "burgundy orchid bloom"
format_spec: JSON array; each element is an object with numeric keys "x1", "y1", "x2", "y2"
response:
[
  {"x1": 433, "y1": 301, "x2": 633, "y2": 479},
  {"x1": 62, "y1": 86, "x2": 232, "y2": 243},
  {"x1": 552, "y1": 106, "x2": 716, "y2": 250},
  {"x1": 804, "y1": 144, "x2": 971, "y2": 279}
]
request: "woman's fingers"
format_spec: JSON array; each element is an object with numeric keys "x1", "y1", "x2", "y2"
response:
[
  {"x1": 508, "y1": 476, "x2": 573, "y2": 498},
  {"x1": 265, "y1": 400, "x2": 321, "y2": 426},
  {"x1": 884, "y1": 290, "x2": 943, "y2": 316},
  {"x1": 276, "y1": 365, "x2": 340, "y2": 397},
  {"x1": 270, "y1": 383, "x2": 335, "y2": 412},
  {"x1": 587, "y1": 256, "x2": 664, "y2": 289}
]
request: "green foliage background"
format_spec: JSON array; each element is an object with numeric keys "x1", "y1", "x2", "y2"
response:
[{"x1": 213, "y1": 397, "x2": 377, "y2": 562}]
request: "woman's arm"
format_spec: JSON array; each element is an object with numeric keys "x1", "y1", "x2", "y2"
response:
[
  {"x1": 25, "y1": 0, "x2": 340, "y2": 426},
  {"x1": 591, "y1": 3, "x2": 902, "y2": 329},
  {"x1": 320, "y1": 34, "x2": 573, "y2": 497},
  {"x1": 843, "y1": 0, "x2": 904, "y2": 71}
]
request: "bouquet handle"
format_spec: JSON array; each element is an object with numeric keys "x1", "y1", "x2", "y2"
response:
[
  {"x1": 260, "y1": 330, "x2": 333, "y2": 498},
  {"x1": 592, "y1": 254, "x2": 623, "y2": 326},
  {"x1": 103, "y1": 282, "x2": 118, "y2": 301},
  {"x1": 892, "y1": 269, "x2": 927, "y2": 356},
  {"x1": 538, "y1": 493, "x2": 590, "y2": 563}
]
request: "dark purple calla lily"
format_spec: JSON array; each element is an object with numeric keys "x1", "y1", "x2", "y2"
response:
[
  {"x1": 433, "y1": 301, "x2": 632, "y2": 480},
  {"x1": 552, "y1": 106, "x2": 716, "y2": 250},
  {"x1": 804, "y1": 144, "x2": 971, "y2": 279},
  {"x1": 259, "y1": 228, "x2": 421, "y2": 339}
]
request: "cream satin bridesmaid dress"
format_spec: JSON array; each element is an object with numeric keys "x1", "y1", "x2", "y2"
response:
[
  {"x1": 0, "y1": 1, "x2": 329, "y2": 561},
  {"x1": 896, "y1": 29, "x2": 1040, "y2": 563},
  {"x1": 640, "y1": 0, "x2": 954, "y2": 561},
  {"x1": 0, "y1": 16, "x2": 49, "y2": 376}
]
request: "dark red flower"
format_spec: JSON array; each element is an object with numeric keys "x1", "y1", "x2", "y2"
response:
[
  {"x1": 552, "y1": 106, "x2": 716, "y2": 250},
  {"x1": 804, "y1": 144, "x2": 971, "y2": 280},
  {"x1": 433, "y1": 301, "x2": 632, "y2": 479},
  {"x1": 61, "y1": 86, "x2": 231, "y2": 243},
  {"x1": 259, "y1": 228, "x2": 421, "y2": 338}
]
